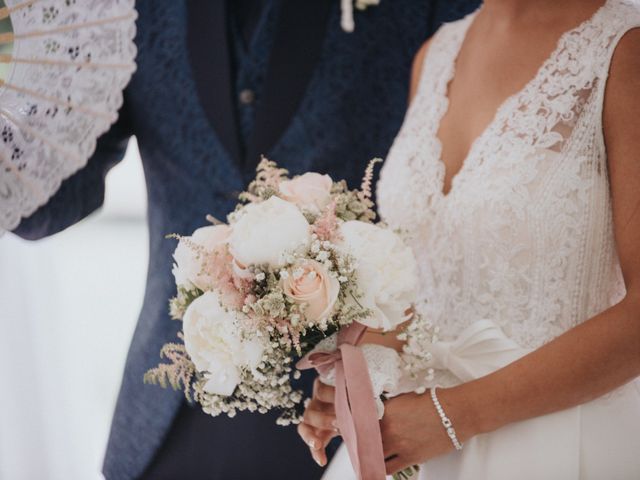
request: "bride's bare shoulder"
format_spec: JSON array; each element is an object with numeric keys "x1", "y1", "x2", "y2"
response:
[
  {"x1": 607, "y1": 27, "x2": 640, "y2": 85},
  {"x1": 409, "y1": 39, "x2": 431, "y2": 103},
  {"x1": 604, "y1": 27, "x2": 640, "y2": 140},
  {"x1": 603, "y1": 27, "x2": 640, "y2": 269}
]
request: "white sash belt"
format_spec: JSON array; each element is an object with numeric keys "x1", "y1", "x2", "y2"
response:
[{"x1": 428, "y1": 319, "x2": 531, "y2": 382}]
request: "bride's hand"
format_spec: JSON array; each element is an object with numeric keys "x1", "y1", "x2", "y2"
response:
[
  {"x1": 380, "y1": 387, "x2": 477, "y2": 475},
  {"x1": 297, "y1": 378, "x2": 339, "y2": 466}
]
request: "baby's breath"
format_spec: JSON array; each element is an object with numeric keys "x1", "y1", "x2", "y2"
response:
[{"x1": 148, "y1": 157, "x2": 388, "y2": 426}]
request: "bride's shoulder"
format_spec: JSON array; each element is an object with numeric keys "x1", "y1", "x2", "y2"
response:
[
  {"x1": 606, "y1": 0, "x2": 640, "y2": 29},
  {"x1": 408, "y1": 40, "x2": 430, "y2": 102},
  {"x1": 602, "y1": 3, "x2": 640, "y2": 85},
  {"x1": 408, "y1": 15, "x2": 474, "y2": 101},
  {"x1": 604, "y1": 27, "x2": 640, "y2": 111},
  {"x1": 613, "y1": 0, "x2": 640, "y2": 16}
]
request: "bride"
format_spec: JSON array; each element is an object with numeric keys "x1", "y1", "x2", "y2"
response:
[{"x1": 298, "y1": 0, "x2": 640, "y2": 478}]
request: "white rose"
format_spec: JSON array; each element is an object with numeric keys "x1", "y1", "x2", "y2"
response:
[
  {"x1": 183, "y1": 291, "x2": 266, "y2": 396},
  {"x1": 278, "y1": 172, "x2": 333, "y2": 214},
  {"x1": 339, "y1": 221, "x2": 418, "y2": 330},
  {"x1": 172, "y1": 225, "x2": 231, "y2": 291},
  {"x1": 229, "y1": 196, "x2": 310, "y2": 268}
]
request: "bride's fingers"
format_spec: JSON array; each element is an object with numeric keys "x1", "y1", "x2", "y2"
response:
[
  {"x1": 297, "y1": 423, "x2": 336, "y2": 467},
  {"x1": 313, "y1": 378, "x2": 336, "y2": 404},
  {"x1": 298, "y1": 422, "x2": 320, "y2": 449},
  {"x1": 385, "y1": 454, "x2": 408, "y2": 476},
  {"x1": 381, "y1": 430, "x2": 397, "y2": 458},
  {"x1": 297, "y1": 422, "x2": 337, "y2": 447},
  {"x1": 303, "y1": 404, "x2": 338, "y2": 431}
]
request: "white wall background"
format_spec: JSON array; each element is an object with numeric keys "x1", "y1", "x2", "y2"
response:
[{"x1": 0, "y1": 139, "x2": 148, "y2": 480}]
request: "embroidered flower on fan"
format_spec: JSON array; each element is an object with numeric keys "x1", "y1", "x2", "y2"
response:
[{"x1": 340, "y1": 0, "x2": 381, "y2": 32}]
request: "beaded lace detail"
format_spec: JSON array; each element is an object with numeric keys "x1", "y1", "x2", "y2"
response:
[{"x1": 378, "y1": 0, "x2": 640, "y2": 361}]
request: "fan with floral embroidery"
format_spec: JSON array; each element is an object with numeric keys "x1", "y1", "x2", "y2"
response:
[{"x1": 0, "y1": 0, "x2": 137, "y2": 233}]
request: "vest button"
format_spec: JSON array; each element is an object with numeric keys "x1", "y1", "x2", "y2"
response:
[{"x1": 239, "y1": 89, "x2": 255, "y2": 105}]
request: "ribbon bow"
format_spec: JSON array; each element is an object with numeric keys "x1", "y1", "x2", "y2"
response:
[
  {"x1": 429, "y1": 319, "x2": 531, "y2": 382},
  {"x1": 297, "y1": 322, "x2": 386, "y2": 480}
]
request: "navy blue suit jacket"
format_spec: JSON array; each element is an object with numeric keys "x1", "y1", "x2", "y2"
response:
[{"x1": 14, "y1": 1, "x2": 479, "y2": 478}]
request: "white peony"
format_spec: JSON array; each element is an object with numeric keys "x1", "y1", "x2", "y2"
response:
[
  {"x1": 339, "y1": 221, "x2": 418, "y2": 331},
  {"x1": 229, "y1": 196, "x2": 310, "y2": 268},
  {"x1": 172, "y1": 224, "x2": 231, "y2": 291},
  {"x1": 183, "y1": 291, "x2": 266, "y2": 396}
]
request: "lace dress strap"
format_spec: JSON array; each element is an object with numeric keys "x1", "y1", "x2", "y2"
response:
[
  {"x1": 591, "y1": 0, "x2": 640, "y2": 114},
  {"x1": 415, "y1": 12, "x2": 476, "y2": 96}
]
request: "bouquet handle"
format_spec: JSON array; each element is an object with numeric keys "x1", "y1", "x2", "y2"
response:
[{"x1": 297, "y1": 322, "x2": 387, "y2": 480}]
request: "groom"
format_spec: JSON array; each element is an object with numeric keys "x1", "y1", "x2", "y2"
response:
[{"x1": 13, "y1": 0, "x2": 478, "y2": 478}]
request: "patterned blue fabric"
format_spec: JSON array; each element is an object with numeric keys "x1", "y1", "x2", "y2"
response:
[
  {"x1": 231, "y1": 0, "x2": 279, "y2": 146},
  {"x1": 13, "y1": 1, "x2": 480, "y2": 478}
]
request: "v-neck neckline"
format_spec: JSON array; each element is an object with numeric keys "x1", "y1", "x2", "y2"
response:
[{"x1": 433, "y1": 0, "x2": 610, "y2": 199}]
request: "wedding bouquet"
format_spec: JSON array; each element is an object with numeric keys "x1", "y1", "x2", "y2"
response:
[{"x1": 145, "y1": 158, "x2": 419, "y2": 477}]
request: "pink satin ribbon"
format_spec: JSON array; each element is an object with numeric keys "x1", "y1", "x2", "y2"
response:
[{"x1": 297, "y1": 322, "x2": 386, "y2": 480}]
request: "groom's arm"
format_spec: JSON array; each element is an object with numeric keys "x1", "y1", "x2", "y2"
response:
[{"x1": 12, "y1": 97, "x2": 134, "y2": 241}]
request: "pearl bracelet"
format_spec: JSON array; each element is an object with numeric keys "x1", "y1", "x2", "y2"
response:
[{"x1": 430, "y1": 386, "x2": 463, "y2": 451}]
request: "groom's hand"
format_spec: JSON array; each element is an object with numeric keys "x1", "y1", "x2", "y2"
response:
[{"x1": 297, "y1": 378, "x2": 339, "y2": 467}]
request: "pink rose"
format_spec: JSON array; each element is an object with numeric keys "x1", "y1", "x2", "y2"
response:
[
  {"x1": 281, "y1": 260, "x2": 340, "y2": 323},
  {"x1": 279, "y1": 173, "x2": 333, "y2": 214}
]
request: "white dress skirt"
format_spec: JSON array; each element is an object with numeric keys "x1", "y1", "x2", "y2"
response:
[{"x1": 323, "y1": 380, "x2": 640, "y2": 480}]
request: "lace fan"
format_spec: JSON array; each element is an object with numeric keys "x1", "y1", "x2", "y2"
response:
[{"x1": 0, "y1": 0, "x2": 137, "y2": 233}]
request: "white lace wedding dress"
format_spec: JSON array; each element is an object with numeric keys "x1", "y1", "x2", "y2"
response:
[{"x1": 323, "y1": 1, "x2": 640, "y2": 479}]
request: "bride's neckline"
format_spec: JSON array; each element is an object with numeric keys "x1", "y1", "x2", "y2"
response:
[{"x1": 433, "y1": 0, "x2": 611, "y2": 199}]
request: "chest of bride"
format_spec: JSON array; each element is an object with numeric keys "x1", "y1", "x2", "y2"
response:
[
  {"x1": 379, "y1": 99, "x2": 616, "y2": 335},
  {"x1": 385, "y1": 134, "x2": 610, "y2": 261}
]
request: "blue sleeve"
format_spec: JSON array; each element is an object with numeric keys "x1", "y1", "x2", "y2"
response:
[
  {"x1": 12, "y1": 97, "x2": 133, "y2": 241},
  {"x1": 13, "y1": 98, "x2": 132, "y2": 240}
]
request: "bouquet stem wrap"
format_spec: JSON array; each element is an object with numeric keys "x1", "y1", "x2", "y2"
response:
[{"x1": 297, "y1": 322, "x2": 386, "y2": 480}]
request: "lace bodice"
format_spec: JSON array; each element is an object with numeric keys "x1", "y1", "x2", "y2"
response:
[{"x1": 378, "y1": 0, "x2": 640, "y2": 360}]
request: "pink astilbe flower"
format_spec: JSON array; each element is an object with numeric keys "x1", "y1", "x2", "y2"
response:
[
  {"x1": 274, "y1": 319, "x2": 301, "y2": 354},
  {"x1": 203, "y1": 245, "x2": 252, "y2": 310},
  {"x1": 358, "y1": 157, "x2": 382, "y2": 202},
  {"x1": 312, "y1": 201, "x2": 341, "y2": 242},
  {"x1": 290, "y1": 329, "x2": 302, "y2": 355}
]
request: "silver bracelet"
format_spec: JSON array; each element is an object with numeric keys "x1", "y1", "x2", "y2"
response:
[{"x1": 430, "y1": 386, "x2": 463, "y2": 451}]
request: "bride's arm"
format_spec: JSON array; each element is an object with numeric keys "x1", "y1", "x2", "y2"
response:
[
  {"x1": 380, "y1": 29, "x2": 640, "y2": 475},
  {"x1": 409, "y1": 40, "x2": 430, "y2": 103},
  {"x1": 295, "y1": 40, "x2": 433, "y2": 466}
]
